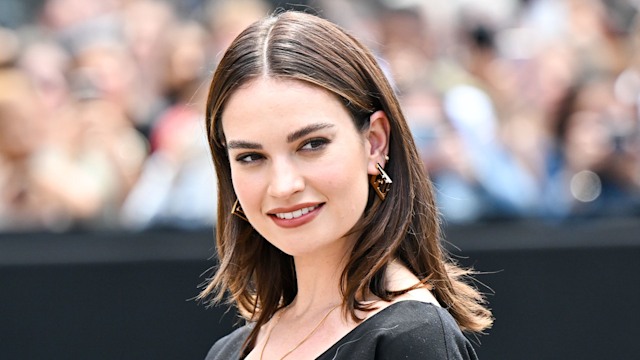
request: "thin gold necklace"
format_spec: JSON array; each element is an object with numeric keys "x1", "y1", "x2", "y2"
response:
[{"x1": 259, "y1": 304, "x2": 341, "y2": 360}]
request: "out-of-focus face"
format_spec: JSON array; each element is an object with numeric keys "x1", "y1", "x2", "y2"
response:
[
  {"x1": 0, "y1": 71, "x2": 45, "y2": 158},
  {"x1": 0, "y1": 102, "x2": 38, "y2": 158},
  {"x1": 221, "y1": 78, "x2": 374, "y2": 259}
]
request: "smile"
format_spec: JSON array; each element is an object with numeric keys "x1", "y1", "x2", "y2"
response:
[{"x1": 274, "y1": 205, "x2": 320, "y2": 220}]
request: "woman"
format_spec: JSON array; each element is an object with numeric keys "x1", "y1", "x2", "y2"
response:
[{"x1": 199, "y1": 11, "x2": 492, "y2": 360}]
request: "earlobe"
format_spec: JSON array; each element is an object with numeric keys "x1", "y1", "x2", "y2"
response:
[{"x1": 367, "y1": 110, "x2": 391, "y2": 174}]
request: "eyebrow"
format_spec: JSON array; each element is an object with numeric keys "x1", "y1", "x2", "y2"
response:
[
  {"x1": 286, "y1": 123, "x2": 334, "y2": 143},
  {"x1": 226, "y1": 123, "x2": 335, "y2": 150},
  {"x1": 226, "y1": 140, "x2": 262, "y2": 150}
]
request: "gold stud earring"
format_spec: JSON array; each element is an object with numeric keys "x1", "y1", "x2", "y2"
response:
[
  {"x1": 231, "y1": 199, "x2": 248, "y2": 221},
  {"x1": 370, "y1": 163, "x2": 392, "y2": 201}
]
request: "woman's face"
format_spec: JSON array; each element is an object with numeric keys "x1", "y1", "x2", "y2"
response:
[{"x1": 221, "y1": 78, "x2": 376, "y2": 258}]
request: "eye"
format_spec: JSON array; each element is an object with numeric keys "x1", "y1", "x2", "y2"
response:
[
  {"x1": 300, "y1": 138, "x2": 330, "y2": 151},
  {"x1": 235, "y1": 152, "x2": 264, "y2": 164}
]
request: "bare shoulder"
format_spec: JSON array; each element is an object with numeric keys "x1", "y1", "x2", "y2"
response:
[
  {"x1": 360, "y1": 260, "x2": 441, "y2": 321},
  {"x1": 387, "y1": 260, "x2": 440, "y2": 305}
]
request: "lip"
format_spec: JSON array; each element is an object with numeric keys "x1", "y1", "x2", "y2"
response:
[{"x1": 267, "y1": 203, "x2": 324, "y2": 229}]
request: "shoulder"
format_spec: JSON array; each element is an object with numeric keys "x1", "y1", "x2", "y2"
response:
[
  {"x1": 319, "y1": 301, "x2": 477, "y2": 360},
  {"x1": 375, "y1": 301, "x2": 478, "y2": 360},
  {"x1": 204, "y1": 324, "x2": 252, "y2": 360}
]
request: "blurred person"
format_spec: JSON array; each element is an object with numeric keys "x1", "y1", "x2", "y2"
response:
[
  {"x1": 563, "y1": 0, "x2": 630, "y2": 75},
  {"x1": 119, "y1": 20, "x2": 215, "y2": 230},
  {"x1": 376, "y1": 5, "x2": 434, "y2": 92},
  {"x1": 0, "y1": 26, "x2": 20, "y2": 66},
  {"x1": 525, "y1": 41, "x2": 579, "y2": 130},
  {"x1": 41, "y1": 0, "x2": 159, "y2": 137},
  {"x1": 2, "y1": 17, "x2": 148, "y2": 230},
  {"x1": 18, "y1": 36, "x2": 148, "y2": 229},
  {"x1": 19, "y1": 39, "x2": 70, "y2": 105},
  {"x1": 502, "y1": 12, "x2": 587, "y2": 200},
  {"x1": 543, "y1": 74, "x2": 640, "y2": 218},
  {"x1": 162, "y1": 20, "x2": 209, "y2": 105},
  {"x1": 2, "y1": 33, "x2": 117, "y2": 231},
  {"x1": 69, "y1": 73, "x2": 148, "y2": 207},
  {"x1": 71, "y1": 37, "x2": 143, "y2": 131},
  {"x1": 0, "y1": 66, "x2": 127, "y2": 231},
  {"x1": 203, "y1": 0, "x2": 271, "y2": 64},
  {"x1": 121, "y1": 0, "x2": 178, "y2": 134},
  {"x1": 18, "y1": 70, "x2": 147, "y2": 230},
  {"x1": 419, "y1": 11, "x2": 542, "y2": 221},
  {"x1": 441, "y1": 83, "x2": 541, "y2": 220},
  {"x1": 71, "y1": 38, "x2": 147, "y2": 204},
  {"x1": 119, "y1": 101, "x2": 216, "y2": 230},
  {"x1": 363, "y1": 2, "x2": 542, "y2": 221},
  {"x1": 401, "y1": 85, "x2": 448, "y2": 169},
  {"x1": 18, "y1": 39, "x2": 73, "y2": 126},
  {"x1": 457, "y1": 16, "x2": 519, "y2": 121},
  {"x1": 487, "y1": 1, "x2": 581, "y2": 184},
  {"x1": 538, "y1": 2, "x2": 640, "y2": 219},
  {"x1": 401, "y1": 85, "x2": 486, "y2": 223},
  {"x1": 0, "y1": 67, "x2": 66, "y2": 231},
  {"x1": 312, "y1": 0, "x2": 382, "y2": 46},
  {"x1": 199, "y1": 11, "x2": 491, "y2": 360}
]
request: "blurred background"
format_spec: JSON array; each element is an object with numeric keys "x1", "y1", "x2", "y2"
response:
[
  {"x1": 0, "y1": 0, "x2": 639, "y2": 359},
  {"x1": 1, "y1": 0, "x2": 639, "y2": 231}
]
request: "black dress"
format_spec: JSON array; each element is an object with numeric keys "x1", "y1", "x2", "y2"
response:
[{"x1": 205, "y1": 300, "x2": 479, "y2": 359}]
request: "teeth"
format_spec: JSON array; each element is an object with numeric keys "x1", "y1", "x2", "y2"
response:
[{"x1": 275, "y1": 205, "x2": 317, "y2": 220}]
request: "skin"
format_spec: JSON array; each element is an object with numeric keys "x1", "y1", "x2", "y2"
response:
[{"x1": 222, "y1": 77, "x2": 438, "y2": 359}]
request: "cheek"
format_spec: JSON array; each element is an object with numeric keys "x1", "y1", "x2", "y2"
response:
[
  {"x1": 230, "y1": 169, "x2": 261, "y2": 207},
  {"x1": 324, "y1": 153, "x2": 370, "y2": 207}
]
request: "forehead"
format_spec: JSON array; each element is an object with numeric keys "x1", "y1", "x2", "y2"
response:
[
  {"x1": 224, "y1": 77, "x2": 338, "y2": 115},
  {"x1": 221, "y1": 77, "x2": 355, "y2": 139}
]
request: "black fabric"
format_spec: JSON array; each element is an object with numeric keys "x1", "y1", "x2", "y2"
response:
[{"x1": 205, "y1": 300, "x2": 478, "y2": 359}]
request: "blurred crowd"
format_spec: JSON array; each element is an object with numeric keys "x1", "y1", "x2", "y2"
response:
[{"x1": 0, "y1": 0, "x2": 639, "y2": 232}]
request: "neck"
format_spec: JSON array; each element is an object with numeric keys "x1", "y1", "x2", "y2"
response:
[{"x1": 287, "y1": 247, "x2": 348, "y2": 317}]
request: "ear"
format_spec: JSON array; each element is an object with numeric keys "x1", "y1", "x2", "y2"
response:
[{"x1": 366, "y1": 110, "x2": 391, "y2": 175}]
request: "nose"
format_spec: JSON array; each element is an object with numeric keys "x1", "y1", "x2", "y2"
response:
[{"x1": 267, "y1": 157, "x2": 305, "y2": 198}]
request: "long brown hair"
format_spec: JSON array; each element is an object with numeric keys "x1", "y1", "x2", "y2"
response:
[{"x1": 198, "y1": 10, "x2": 492, "y2": 353}]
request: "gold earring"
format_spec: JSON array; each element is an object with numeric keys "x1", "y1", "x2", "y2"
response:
[
  {"x1": 370, "y1": 163, "x2": 392, "y2": 201},
  {"x1": 231, "y1": 199, "x2": 248, "y2": 221}
]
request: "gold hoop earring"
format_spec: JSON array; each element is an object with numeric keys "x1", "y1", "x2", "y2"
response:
[
  {"x1": 370, "y1": 163, "x2": 392, "y2": 201},
  {"x1": 231, "y1": 199, "x2": 248, "y2": 221}
]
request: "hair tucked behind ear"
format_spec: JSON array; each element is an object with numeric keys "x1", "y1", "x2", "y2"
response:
[{"x1": 198, "y1": 10, "x2": 492, "y2": 355}]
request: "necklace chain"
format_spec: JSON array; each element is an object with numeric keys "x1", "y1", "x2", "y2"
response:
[{"x1": 259, "y1": 304, "x2": 341, "y2": 360}]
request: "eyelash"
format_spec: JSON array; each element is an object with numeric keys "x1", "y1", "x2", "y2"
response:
[
  {"x1": 300, "y1": 137, "x2": 330, "y2": 151},
  {"x1": 234, "y1": 137, "x2": 331, "y2": 164},
  {"x1": 236, "y1": 153, "x2": 264, "y2": 164}
]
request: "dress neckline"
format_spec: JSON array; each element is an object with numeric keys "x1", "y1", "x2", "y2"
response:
[{"x1": 314, "y1": 300, "x2": 439, "y2": 359}]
